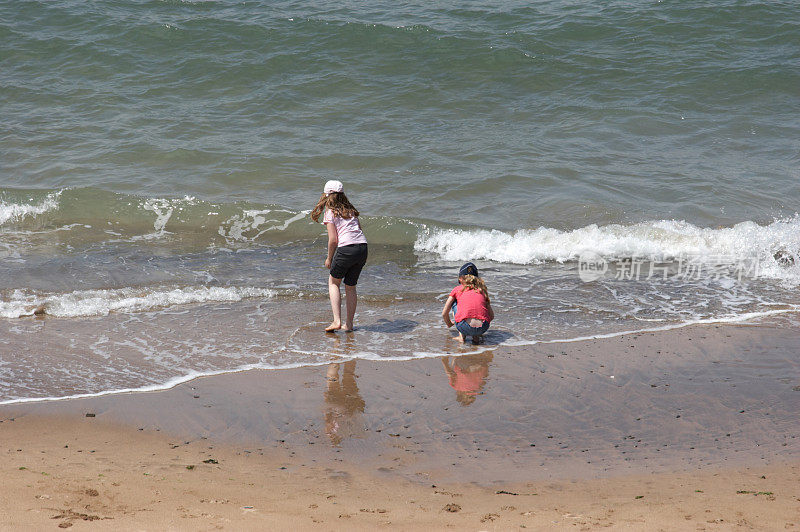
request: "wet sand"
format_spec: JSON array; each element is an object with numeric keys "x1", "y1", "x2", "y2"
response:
[{"x1": 2, "y1": 322, "x2": 799, "y2": 528}]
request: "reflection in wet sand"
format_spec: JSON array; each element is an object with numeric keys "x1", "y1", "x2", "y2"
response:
[
  {"x1": 441, "y1": 352, "x2": 493, "y2": 406},
  {"x1": 323, "y1": 335, "x2": 365, "y2": 445}
]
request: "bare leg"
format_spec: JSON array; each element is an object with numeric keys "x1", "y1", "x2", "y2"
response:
[
  {"x1": 344, "y1": 284, "x2": 357, "y2": 332},
  {"x1": 457, "y1": 332, "x2": 466, "y2": 343},
  {"x1": 326, "y1": 276, "x2": 342, "y2": 332}
]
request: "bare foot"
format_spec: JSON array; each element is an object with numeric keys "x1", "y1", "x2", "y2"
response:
[
  {"x1": 343, "y1": 323, "x2": 354, "y2": 333},
  {"x1": 457, "y1": 333, "x2": 465, "y2": 343},
  {"x1": 325, "y1": 321, "x2": 342, "y2": 332}
]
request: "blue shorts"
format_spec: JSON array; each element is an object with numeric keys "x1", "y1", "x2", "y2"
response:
[{"x1": 452, "y1": 302, "x2": 490, "y2": 337}]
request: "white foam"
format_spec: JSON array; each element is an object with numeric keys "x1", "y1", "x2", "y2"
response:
[
  {"x1": 0, "y1": 191, "x2": 62, "y2": 226},
  {"x1": 502, "y1": 307, "x2": 800, "y2": 347},
  {"x1": 218, "y1": 209, "x2": 309, "y2": 243},
  {"x1": 134, "y1": 196, "x2": 199, "y2": 240},
  {"x1": 2, "y1": 306, "x2": 796, "y2": 406},
  {"x1": 0, "y1": 357, "x2": 342, "y2": 406},
  {"x1": 0, "y1": 285, "x2": 274, "y2": 318},
  {"x1": 0, "y1": 363, "x2": 272, "y2": 406},
  {"x1": 415, "y1": 217, "x2": 800, "y2": 281}
]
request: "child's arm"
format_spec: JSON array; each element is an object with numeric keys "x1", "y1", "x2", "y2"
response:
[
  {"x1": 487, "y1": 301, "x2": 495, "y2": 322},
  {"x1": 324, "y1": 222, "x2": 338, "y2": 268},
  {"x1": 442, "y1": 296, "x2": 455, "y2": 328}
]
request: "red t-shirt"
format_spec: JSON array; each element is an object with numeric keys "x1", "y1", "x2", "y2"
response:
[{"x1": 449, "y1": 285, "x2": 491, "y2": 323}]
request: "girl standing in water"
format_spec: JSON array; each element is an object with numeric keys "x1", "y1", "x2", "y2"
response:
[{"x1": 310, "y1": 180, "x2": 368, "y2": 332}]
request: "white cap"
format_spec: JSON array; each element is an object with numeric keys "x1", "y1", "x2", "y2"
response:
[{"x1": 324, "y1": 180, "x2": 344, "y2": 194}]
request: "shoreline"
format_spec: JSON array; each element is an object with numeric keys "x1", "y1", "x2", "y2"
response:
[
  {"x1": 4, "y1": 307, "x2": 799, "y2": 408},
  {"x1": 3, "y1": 321, "x2": 799, "y2": 528}
]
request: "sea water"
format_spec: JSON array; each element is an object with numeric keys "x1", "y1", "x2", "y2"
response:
[{"x1": 1, "y1": 0, "x2": 799, "y2": 402}]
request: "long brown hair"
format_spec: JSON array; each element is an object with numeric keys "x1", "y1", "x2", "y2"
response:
[
  {"x1": 310, "y1": 192, "x2": 360, "y2": 222},
  {"x1": 459, "y1": 274, "x2": 490, "y2": 304}
]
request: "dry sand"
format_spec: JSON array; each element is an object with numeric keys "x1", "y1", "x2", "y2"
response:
[
  {"x1": 2, "y1": 322, "x2": 799, "y2": 529},
  {"x1": 2, "y1": 415, "x2": 798, "y2": 530}
]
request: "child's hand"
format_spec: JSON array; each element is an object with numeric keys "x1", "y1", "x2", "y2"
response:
[{"x1": 441, "y1": 296, "x2": 456, "y2": 328}]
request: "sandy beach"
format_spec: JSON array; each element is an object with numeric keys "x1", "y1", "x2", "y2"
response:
[
  {"x1": 2, "y1": 321, "x2": 799, "y2": 529},
  {"x1": 6, "y1": 0, "x2": 800, "y2": 528}
]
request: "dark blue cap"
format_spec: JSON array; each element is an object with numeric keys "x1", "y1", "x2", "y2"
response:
[{"x1": 458, "y1": 262, "x2": 479, "y2": 278}]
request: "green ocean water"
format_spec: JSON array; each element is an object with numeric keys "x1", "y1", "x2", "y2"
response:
[
  {"x1": 1, "y1": 0, "x2": 799, "y2": 401},
  {"x1": 3, "y1": 0, "x2": 799, "y2": 227}
]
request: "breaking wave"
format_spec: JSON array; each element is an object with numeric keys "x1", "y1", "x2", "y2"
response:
[
  {"x1": 415, "y1": 217, "x2": 800, "y2": 280},
  {"x1": 0, "y1": 285, "x2": 275, "y2": 318},
  {"x1": 0, "y1": 191, "x2": 62, "y2": 226}
]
